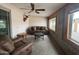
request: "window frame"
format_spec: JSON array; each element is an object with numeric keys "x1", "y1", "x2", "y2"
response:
[
  {"x1": 67, "y1": 10, "x2": 79, "y2": 45},
  {"x1": 0, "y1": 8, "x2": 11, "y2": 37}
]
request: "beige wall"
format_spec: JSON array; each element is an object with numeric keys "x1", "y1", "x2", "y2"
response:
[
  {"x1": 0, "y1": 4, "x2": 29, "y2": 38},
  {"x1": 29, "y1": 16, "x2": 47, "y2": 27}
]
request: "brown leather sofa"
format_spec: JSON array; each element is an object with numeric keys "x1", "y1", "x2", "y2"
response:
[
  {"x1": 0, "y1": 35, "x2": 32, "y2": 55},
  {"x1": 26, "y1": 26, "x2": 48, "y2": 35}
]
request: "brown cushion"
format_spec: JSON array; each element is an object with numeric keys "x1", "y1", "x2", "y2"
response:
[
  {"x1": 31, "y1": 27, "x2": 35, "y2": 31},
  {"x1": 40, "y1": 27, "x2": 44, "y2": 30},
  {"x1": 0, "y1": 35, "x2": 15, "y2": 53},
  {"x1": 40, "y1": 27, "x2": 43, "y2": 30}
]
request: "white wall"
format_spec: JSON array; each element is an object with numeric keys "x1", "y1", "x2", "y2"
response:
[
  {"x1": 29, "y1": 16, "x2": 47, "y2": 27},
  {"x1": 0, "y1": 4, "x2": 47, "y2": 38},
  {"x1": 0, "y1": 4, "x2": 29, "y2": 38}
]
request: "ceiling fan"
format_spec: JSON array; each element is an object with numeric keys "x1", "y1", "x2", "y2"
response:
[
  {"x1": 22, "y1": 3, "x2": 45, "y2": 22},
  {"x1": 21, "y1": 3, "x2": 45, "y2": 14}
]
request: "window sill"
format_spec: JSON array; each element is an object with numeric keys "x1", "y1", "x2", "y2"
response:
[{"x1": 68, "y1": 39, "x2": 79, "y2": 46}]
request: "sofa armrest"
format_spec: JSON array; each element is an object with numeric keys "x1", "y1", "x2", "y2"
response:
[
  {"x1": 0, "y1": 49, "x2": 9, "y2": 55},
  {"x1": 12, "y1": 43, "x2": 32, "y2": 55},
  {"x1": 13, "y1": 38, "x2": 23, "y2": 43}
]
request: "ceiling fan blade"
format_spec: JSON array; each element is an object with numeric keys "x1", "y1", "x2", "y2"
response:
[
  {"x1": 35, "y1": 9, "x2": 45, "y2": 14},
  {"x1": 35, "y1": 10, "x2": 40, "y2": 14},
  {"x1": 31, "y1": 3, "x2": 34, "y2": 10},
  {"x1": 36, "y1": 9, "x2": 45, "y2": 11},
  {"x1": 28, "y1": 3, "x2": 34, "y2": 13},
  {"x1": 36, "y1": 11, "x2": 40, "y2": 14}
]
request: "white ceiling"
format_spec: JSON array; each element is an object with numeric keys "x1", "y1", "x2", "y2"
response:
[{"x1": 12, "y1": 3, "x2": 66, "y2": 17}]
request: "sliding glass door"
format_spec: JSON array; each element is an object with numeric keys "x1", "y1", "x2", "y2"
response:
[{"x1": 0, "y1": 9, "x2": 11, "y2": 37}]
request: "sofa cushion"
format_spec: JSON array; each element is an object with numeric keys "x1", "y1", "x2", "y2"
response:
[
  {"x1": 31, "y1": 27, "x2": 35, "y2": 31},
  {"x1": 40, "y1": 27, "x2": 45, "y2": 30}
]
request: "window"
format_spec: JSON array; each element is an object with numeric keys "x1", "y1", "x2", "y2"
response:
[
  {"x1": 0, "y1": 20, "x2": 6, "y2": 28},
  {"x1": 49, "y1": 17, "x2": 56, "y2": 32},
  {"x1": 67, "y1": 11, "x2": 79, "y2": 43},
  {"x1": 0, "y1": 9, "x2": 10, "y2": 36}
]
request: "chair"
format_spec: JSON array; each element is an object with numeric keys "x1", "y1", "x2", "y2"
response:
[{"x1": 0, "y1": 35, "x2": 32, "y2": 55}]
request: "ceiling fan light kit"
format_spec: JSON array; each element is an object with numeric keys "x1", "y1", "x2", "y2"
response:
[{"x1": 23, "y1": 15, "x2": 28, "y2": 22}]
